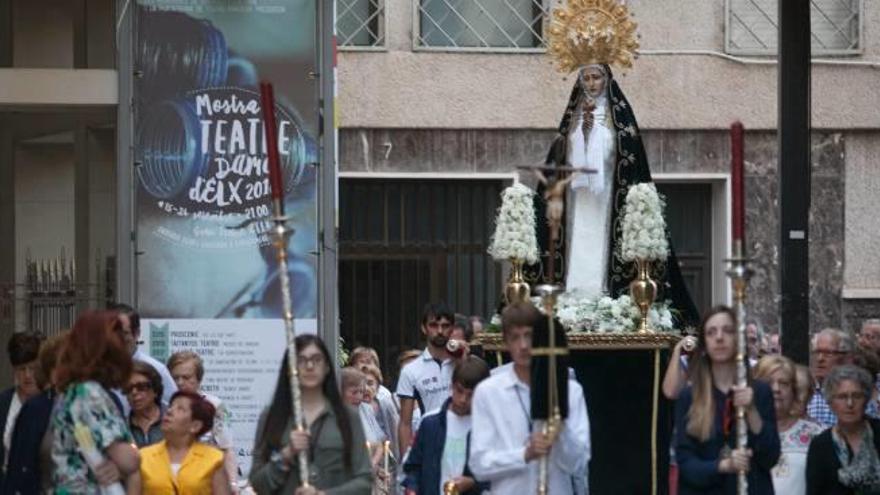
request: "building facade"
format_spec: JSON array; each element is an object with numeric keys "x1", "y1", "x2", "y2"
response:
[
  {"x1": 0, "y1": 0, "x2": 878, "y2": 381},
  {"x1": 334, "y1": 0, "x2": 880, "y2": 365}
]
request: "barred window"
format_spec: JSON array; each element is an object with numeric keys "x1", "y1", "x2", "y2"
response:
[
  {"x1": 337, "y1": 0, "x2": 385, "y2": 48},
  {"x1": 416, "y1": 0, "x2": 549, "y2": 50},
  {"x1": 727, "y1": 0, "x2": 861, "y2": 55}
]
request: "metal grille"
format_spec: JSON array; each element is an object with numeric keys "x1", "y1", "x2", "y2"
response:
[
  {"x1": 337, "y1": 0, "x2": 386, "y2": 48},
  {"x1": 416, "y1": 0, "x2": 549, "y2": 51},
  {"x1": 339, "y1": 178, "x2": 504, "y2": 384},
  {"x1": 0, "y1": 252, "x2": 115, "y2": 337},
  {"x1": 727, "y1": 0, "x2": 861, "y2": 55}
]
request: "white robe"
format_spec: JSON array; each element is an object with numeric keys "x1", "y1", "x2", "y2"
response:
[{"x1": 566, "y1": 98, "x2": 616, "y2": 296}]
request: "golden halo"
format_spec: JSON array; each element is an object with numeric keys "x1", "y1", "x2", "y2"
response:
[{"x1": 546, "y1": 0, "x2": 640, "y2": 73}]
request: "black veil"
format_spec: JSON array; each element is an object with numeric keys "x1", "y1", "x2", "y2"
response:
[{"x1": 528, "y1": 66, "x2": 700, "y2": 330}]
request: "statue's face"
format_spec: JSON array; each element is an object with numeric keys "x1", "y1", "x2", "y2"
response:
[{"x1": 582, "y1": 67, "x2": 606, "y2": 98}]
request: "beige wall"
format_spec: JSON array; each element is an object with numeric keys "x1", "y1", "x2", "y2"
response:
[
  {"x1": 14, "y1": 143, "x2": 76, "y2": 287},
  {"x1": 337, "y1": 0, "x2": 880, "y2": 130}
]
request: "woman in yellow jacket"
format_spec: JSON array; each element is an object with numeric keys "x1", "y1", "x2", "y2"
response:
[{"x1": 130, "y1": 390, "x2": 232, "y2": 494}]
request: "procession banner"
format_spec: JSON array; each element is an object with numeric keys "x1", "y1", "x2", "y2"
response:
[{"x1": 133, "y1": 0, "x2": 318, "y2": 475}]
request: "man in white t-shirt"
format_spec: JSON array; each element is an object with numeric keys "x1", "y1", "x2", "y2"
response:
[
  {"x1": 402, "y1": 355, "x2": 491, "y2": 495},
  {"x1": 396, "y1": 302, "x2": 455, "y2": 455}
]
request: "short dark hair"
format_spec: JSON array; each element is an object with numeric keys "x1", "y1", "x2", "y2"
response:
[
  {"x1": 453, "y1": 314, "x2": 474, "y2": 342},
  {"x1": 501, "y1": 302, "x2": 540, "y2": 337},
  {"x1": 109, "y1": 302, "x2": 140, "y2": 332},
  {"x1": 131, "y1": 360, "x2": 164, "y2": 406},
  {"x1": 170, "y1": 391, "x2": 216, "y2": 437},
  {"x1": 452, "y1": 355, "x2": 490, "y2": 389},
  {"x1": 8, "y1": 332, "x2": 43, "y2": 367},
  {"x1": 421, "y1": 302, "x2": 454, "y2": 326}
]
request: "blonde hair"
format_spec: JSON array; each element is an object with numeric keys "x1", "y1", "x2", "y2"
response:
[
  {"x1": 350, "y1": 347, "x2": 380, "y2": 368},
  {"x1": 358, "y1": 363, "x2": 383, "y2": 385},
  {"x1": 752, "y1": 354, "x2": 796, "y2": 384},
  {"x1": 167, "y1": 350, "x2": 204, "y2": 381},
  {"x1": 339, "y1": 367, "x2": 365, "y2": 392},
  {"x1": 793, "y1": 364, "x2": 814, "y2": 415}
]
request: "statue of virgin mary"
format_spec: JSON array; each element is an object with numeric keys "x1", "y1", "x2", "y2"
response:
[{"x1": 532, "y1": 64, "x2": 700, "y2": 329}]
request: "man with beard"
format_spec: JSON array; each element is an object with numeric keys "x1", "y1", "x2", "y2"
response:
[{"x1": 397, "y1": 302, "x2": 455, "y2": 455}]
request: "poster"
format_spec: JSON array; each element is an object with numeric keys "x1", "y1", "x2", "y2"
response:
[
  {"x1": 133, "y1": 0, "x2": 319, "y2": 477},
  {"x1": 134, "y1": 0, "x2": 318, "y2": 320},
  {"x1": 141, "y1": 319, "x2": 317, "y2": 474}
]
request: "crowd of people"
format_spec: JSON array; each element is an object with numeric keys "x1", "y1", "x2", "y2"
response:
[
  {"x1": 0, "y1": 300, "x2": 877, "y2": 494},
  {"x1": 664, "y1": 309, "x2": 880, "y2": 495}
]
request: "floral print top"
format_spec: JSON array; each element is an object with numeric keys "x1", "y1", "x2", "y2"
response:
[
  {"x1": 51, "y1": 380, "x2": 132, "y2": 494},
  {"x1": 771, "y1": 418, "x2": 825, "y2": 495}
]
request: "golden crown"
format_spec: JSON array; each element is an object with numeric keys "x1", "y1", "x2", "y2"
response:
[{"x1": 546, "y1": 0, "x2": 640, "y2": 73}]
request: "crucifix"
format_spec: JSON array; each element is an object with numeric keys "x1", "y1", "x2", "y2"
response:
[{"x1": 517, "y1": 164, "x2": 596, "y2": 284}]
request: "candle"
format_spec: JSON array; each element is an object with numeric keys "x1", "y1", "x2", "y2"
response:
[
  {"x1": 383, "y1": 440, "x2": 390, "y2": 474},
  {"x1": 259, "y1": 82, "x2": 285, "y2": 209},
  {"x1": 730, "y1": 121, "x2": 745, "y2": 247}
]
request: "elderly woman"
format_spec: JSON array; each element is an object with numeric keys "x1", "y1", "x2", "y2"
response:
[
  {"x1": 753, "y1": 355, "x2": 823, "y2": 495},
  {"x1": 131, "y1": 390, "x2": 231, "y2": 494},
  {"x1": 806, "y1": 365, "x2": 880, "y2": 494},
  {"x1": 167, "y1": 350, "x2": 238, "y2": 491},
  {"x1": 127, "y1": 361, "x2": 165, "y2": 448}
]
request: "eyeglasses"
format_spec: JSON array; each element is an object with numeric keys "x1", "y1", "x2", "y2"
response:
[
  {"x1": 811, "y1": 349, "x2": 847, "y2": 357},
  {"x1": 831, "y1": 392, "x2": 866, "y2": 403},
  {"x1": 297, "y1": 354, "x2": 326, "y2": 369},
  {"x1": 125, "y1": 382, "x2": 152, "y2": 395}
]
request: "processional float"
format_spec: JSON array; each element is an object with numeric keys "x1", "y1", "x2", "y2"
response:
[{"x1": 482, "y1": 1, "x2": 756, "y2": 494}]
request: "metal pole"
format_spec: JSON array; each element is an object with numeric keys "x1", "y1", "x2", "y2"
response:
[
  {"x1": 115, "y1": 0, "x2": 136, "y2": 307},
  {"x1": 778, "y1": 0, "x2": 811, "y2": 365},
  {"x1": 726, "y1": 242, "x2": 753, "y2": 495},
  {"x1": 317, "y1": 0, "x2": 339, "y2": 355}
]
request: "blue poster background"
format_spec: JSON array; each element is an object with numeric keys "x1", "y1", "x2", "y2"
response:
[{"x1": 134, "y1": 1, "x2": 318, "y2": 319}]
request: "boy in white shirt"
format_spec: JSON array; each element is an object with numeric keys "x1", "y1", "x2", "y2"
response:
[
  {"x1": 402, "y1": 356, "x2": 491, "y2": 495},
  {"x1": 469, "y1": 302, "x2": 591, "y2": 495}
]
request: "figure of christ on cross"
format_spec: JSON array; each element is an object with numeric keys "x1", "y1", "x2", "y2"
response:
[{"x1": 519, "y1": 165, "x2": 596, "y2": 285}]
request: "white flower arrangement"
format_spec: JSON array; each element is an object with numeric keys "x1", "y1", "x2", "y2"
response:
[
  {"x1": 619, "y1": 183, "x2": 670, "y2": 262},
  {"x1": 551, "y1": 291, "x2": 676, "y2": 333},
  {"x1": 488, "y1": 182, "x2": 539, "y2": 264}
]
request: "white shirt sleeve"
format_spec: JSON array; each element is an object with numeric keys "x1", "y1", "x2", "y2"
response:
[
  {"x1": 551, "y1": 380, "x2": 591, "y2": 475},
  {"x1": 468, "y1": 382, "x2": 528, "y2": 481},
  {"x1": 396, "y1": 364, "x2": 416, "y2": 399}
]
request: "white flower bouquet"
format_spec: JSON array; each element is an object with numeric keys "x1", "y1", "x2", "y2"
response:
[
  {"x1": 551, "y1": 291, "x2": 676, "y2": 333},
  {"x1": 619, "y1": 183, "x2": 669, "y2": 262},
  {"x1": 488, "y1": 182, "x2": 539, "y2": 264}
]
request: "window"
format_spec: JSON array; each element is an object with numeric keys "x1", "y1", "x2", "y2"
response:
[
  {"x1": 337, "y1": 0, "x2": 385, "y2": 48},
  {"x1": 726, "y1": 0, "x2": 861, "y2": 55},
  {"x1": 416, "y1": 0, "x2": 549, "y2": 51}
]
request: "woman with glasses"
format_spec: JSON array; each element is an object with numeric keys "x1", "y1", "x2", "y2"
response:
[
  {"x1": 674, "y1": 306, "x2": 780, "y2": 495},
  {"x1": 127, "y1": 361, "x2": 165, "y2": 448},
  {"x1": 250, "y1": 335, "x2": 372, "y2": 494},
  {"x1": 752, "y1": 355, "x2": 823, "y2": 495},
  {"x1": 806, "y1": 364, "x2": 880, "y2": 494}
]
